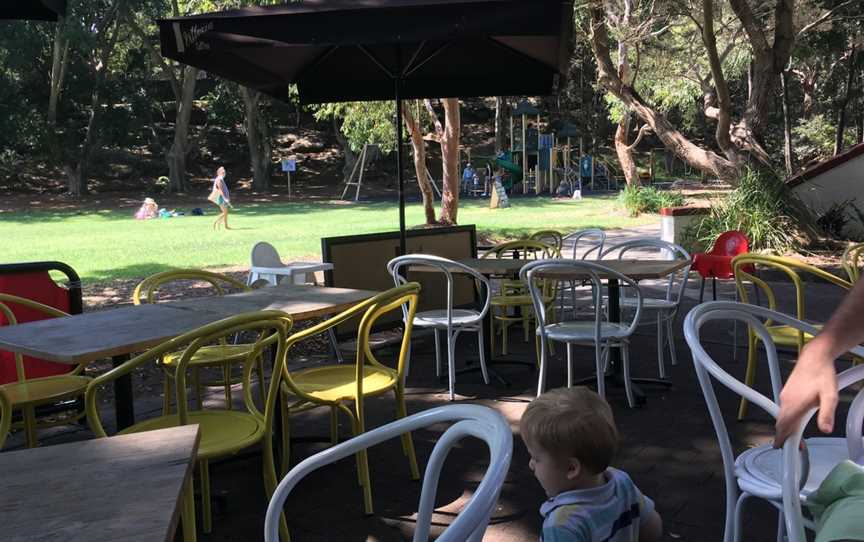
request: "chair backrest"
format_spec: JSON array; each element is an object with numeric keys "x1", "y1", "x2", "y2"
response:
[
  {"x1": 683, "y1": 301, "x2": 864, "y2": 542},
  {"x1": 712, "y1": 231, "x2": 749, "y2": 257},
  {"x1": 566, "y1": 228, "x2": 606, "y2": 260},
  {"x1": 841, "y1": 242, "x2": 864, "y2": 283},
  {"x1": 278, "y1": 283, "x2": 421, "y2": 403},
  {"x1": 0, "y1": 261, "x2": 82, "y2": 384},
  {"x1": 529, "y1": 230, "x2": 564, "y2": 254},
  {"x1": 133, "y1": 269, "x2": 249, "y2": 305},
  {"x1": 0, "y1": 293, "x2": 72, "y2": 383},
  {"x1": 264, "y1": 404, "x2": 513, "y2": 542},
  {"x1": 85, "y1": 310, "x2": 293, "y2": 437},
  {"x1": 251, "y1": 242, "x2": 285, "y2": 269},
  {"x1": 732, "y1": 255, "x2": 851, "y2": 346},
  {"x1": 602, "y1": 239, "x2": 692, "y2": 304},
  {"x1": 387, "y1": 255, "x2": 491, "y2": 323},
  {"x1": 483, "y1": 239, "x2": 560, "y2": 260},
  {"x1": 520, "y1": 259, "x2": 643, "y2": 338}
]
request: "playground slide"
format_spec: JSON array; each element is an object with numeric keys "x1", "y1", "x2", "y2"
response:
[{"x1": 494, "y1": 157, "x2": 522, "y2": 186}]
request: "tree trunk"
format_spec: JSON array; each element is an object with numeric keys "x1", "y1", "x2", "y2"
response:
[
  {"x1": 781, "y1": 68, "x2": 794, "y2": 175},
  {"x1": 333, "y1": 117, "x2": 357, "y2": 181},
  {"x1": 438, "y1": 99, "x2": 461, "y2": 225},
  {"x1": 167, "y1": 66, "x2": 198, "y2": 193},
  {"x1": 240, "y1": 87, "x2": 272, "y2": 191},
  {"x1": 402, "y1": 104, "x2": 437, "y2": 224},
  {"x1": 834, "y1": 45, "x2": 857, "y2": 156},
  {"x1": 615, "y1": 114, "x2": 639, "y2": 185},
  {"x1": 494, "y1": 97, "x2": 505, "y2": 153},
  {"x1": 48, "y1": 19, "x2": 69, "y2": 125}
]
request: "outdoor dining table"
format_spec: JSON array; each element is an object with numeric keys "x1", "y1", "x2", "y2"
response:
[
  {"x1": 0, "y1": 424, "x2": 200, "y2": 541},
  {"x1": 0, "y1": 284, "x2": 378, "y2": 430},
  {"x1": 454, "y1": 257, "x2": 692, "y2": 404}
]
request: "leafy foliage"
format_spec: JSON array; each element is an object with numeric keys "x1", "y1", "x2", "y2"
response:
[
  {"x1": 617, "y1": 184, "x2": 685, "y2": 216},
  {"x1": 312, "y1": 101, "x2": 396, "y2": 154}
]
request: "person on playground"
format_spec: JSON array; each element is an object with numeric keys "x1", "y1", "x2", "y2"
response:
[
  {"x1": 210, "y1": 166, "x2": 232, "y2": 230},
  {"x1": 462, "y1": 162, "x2": 476, "y2": 194}
]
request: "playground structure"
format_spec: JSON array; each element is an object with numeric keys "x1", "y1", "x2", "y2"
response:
[{"x1": 340, "y1": 143, "x2": 441, "y2": 201}]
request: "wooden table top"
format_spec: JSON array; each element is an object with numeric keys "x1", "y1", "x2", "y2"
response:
[
  {"x1": 1, "y1": 425, "x2": 199, "y2": 542},
  {"x1": 455, "y1": 258, "x2": 691, "y2": 280},
  {"x1": 0, "y1": 284, "x2": 377, "y2": 364}
]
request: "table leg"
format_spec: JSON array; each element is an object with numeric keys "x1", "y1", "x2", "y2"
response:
[{"x1": 112, "y1": 354, "x2": 135, "y2": 430}]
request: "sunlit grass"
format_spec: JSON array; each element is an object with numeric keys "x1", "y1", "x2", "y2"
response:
[{"x1": 1, "y1": 196, "x2": 655, "y2": 282}]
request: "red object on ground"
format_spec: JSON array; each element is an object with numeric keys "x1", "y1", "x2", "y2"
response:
[
  {"x1": 692, "y1": 231, "x2": 751, "y2": 280},
  {"x1": 0, "y1": 270, "x2": 75, "y2": 384}
]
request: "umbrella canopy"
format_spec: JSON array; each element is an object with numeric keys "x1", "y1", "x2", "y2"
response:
[
  {"x1": 158, "y1": 0, "x2": 573, "y2": 252},
  {"x1": 512, "y1": 100, "x2": 541, "y2": 116},
  {"x1": 0, "y1": 0, "x2": 66, "y2": 21}
]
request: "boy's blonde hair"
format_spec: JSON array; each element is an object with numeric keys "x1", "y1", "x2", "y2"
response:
[{"x1": 520, "y1": 386, "x2": 618, "y2": 474}]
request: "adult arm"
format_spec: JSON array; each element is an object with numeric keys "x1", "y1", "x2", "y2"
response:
[{"x1": 775, "y1": 278, "x2": 864, "y2": 446}]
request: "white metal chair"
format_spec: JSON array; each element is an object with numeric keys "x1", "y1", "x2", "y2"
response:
[
  {"x1": 684, "y1": 301, "x2": 864, "y2": 542},
  {"x1": 387, "y1": 255, "x2": 492, "y2": 401},
  {"x1": 247, "y1": 241, "x2": 333, "y2": 286},
  {"x1": 560, "y1": 228, "x2": 607, "y2": 317},
  {"x1": 602, "y1": 238, "x2": 691, "y2": 379},
  {"x1": 264, "y1": 404, "x2": 513, "y2": 542},
  {"x1": 522, "y1": 259, "x2": 643, "y2": 405}
]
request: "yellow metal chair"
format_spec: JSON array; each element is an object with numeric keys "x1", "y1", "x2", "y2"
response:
[
  {"x1": 733, "y1": 254, "x2": 852, "y2": 419},
  {"x1": 0, "y1": 293, "x2": 91, "y2": 449},
  {"x1": 529, "y1": 229, "x2": 564, "y2": 255},
  {"x1": 86, "y1": 310, "x2": 293, "y2": 537},
  {"x1": 276, "y1": 283, "x2": 421, "y2": 516},
  {"x1": 483, "y1": 240, "x2": 560, "y2": 356},
  {"x1": 841, "y1": 242, "x2": 864, "y2": 283},
  {"x1": 134, "y1": 269, "x2": 265, "y2": 413}
]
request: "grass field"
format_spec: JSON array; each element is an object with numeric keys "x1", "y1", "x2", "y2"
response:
[{"x1": 1, "y1": 196, "x2": 656, "y2": 282}]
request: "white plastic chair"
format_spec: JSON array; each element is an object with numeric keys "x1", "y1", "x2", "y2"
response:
[
  {"x1": 602, "y1": 238, "x2": 691, "y2": 379},
  {"x1": 247, "y1": 241, "x2": 333, "y2": 286},
  {"x1": 387, "y1": 255, "x2": 492, "y2": 401},
  {"x1": 521, "y1": 259, "x2": 643, "y2": 405},
  {"x1": 683, "y1": 301, "x2": 864, "y2": 542},
  {"x1": 264, "y1": 404, "x2": 513, "y2": 542}
]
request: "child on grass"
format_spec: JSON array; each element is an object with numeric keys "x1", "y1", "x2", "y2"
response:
[{"x1": 520, "y1": 387, "x2": 663, "y2": 542}]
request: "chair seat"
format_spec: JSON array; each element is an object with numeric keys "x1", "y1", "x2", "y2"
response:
[
  {"x1": 491, "y1": 294, "x2": 534, "y2": 307},
  {"x1": 764, "y1": 324, "x2": 819, "y2": 347},
  {"x1": 620, "y1": 297, "x2": 677, "y2": 310},
  {"x1": 540, "y1": 321, "x2": 631, "y2": 342},
  {"x1": 1, "y1": 375, "x2": 90, "y2": 406},
  {"x1": 735, "y1": 437, "x2": 856, "y2": 499},
  {"x1": 162, "y1": 344, "x2": 256, "y2": 368},
  {"x1": 414, "y1": 309, "x2": 482, "y2": 328},
  {"x1": 119, "y1": 410, "x2": 264, "y2": 460},
  {"x1": 290, "y1": 365, "x2": 397, "y2": 402}
]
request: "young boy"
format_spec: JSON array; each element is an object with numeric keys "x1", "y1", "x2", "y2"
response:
[{"x1": 520, "y1": 387, "x2": 663, "y2": 541}]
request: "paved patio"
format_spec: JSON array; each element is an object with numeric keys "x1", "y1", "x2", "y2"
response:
[{"x1": 4, "y1": 266, "x2": 856, "y2": 542}]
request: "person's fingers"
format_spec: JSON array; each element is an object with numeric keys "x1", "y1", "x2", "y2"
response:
[
  {"x1": 774, "y1": 399, "x2": 810, "y2": 448},
  {"x1": 817, "y1": 389, "x2": 838, "y2": 434}
]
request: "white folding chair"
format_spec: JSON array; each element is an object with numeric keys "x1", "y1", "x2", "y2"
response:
[
  {"x1": 684, "y1": 301, "x2": 864, "y2": 542},
  {"x1": 602, "y1": 238, "x2": 691, "y2": 379},
  {"x1": 387, "y1": 255, "x2": 492, "y2": 401},
  {"x1": 522, "y1": 259, "x2": 643, "y2": 405},
  {"x1": 264, "y1": 404, "x2": 513, "y2": 542}
]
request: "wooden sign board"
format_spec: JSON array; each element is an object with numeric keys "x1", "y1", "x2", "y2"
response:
[{"x1": 489, "y1": 178, "x2": 510, "y2": 209}]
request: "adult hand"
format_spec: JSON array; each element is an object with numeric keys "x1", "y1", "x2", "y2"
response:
[{"x1": 774, "y1": 343, "x2": 838, "y2": 448}]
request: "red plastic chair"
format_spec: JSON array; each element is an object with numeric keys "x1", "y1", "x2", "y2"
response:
[
  {"x1": 692, "y1": 231, "x2": 751, "y2": 302},
  {"x1": 0, "y1": 262, "x2": 82, "y2": 384}
]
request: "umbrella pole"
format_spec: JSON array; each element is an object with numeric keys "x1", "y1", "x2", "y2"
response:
[{"x1": 395, "y1": 84, "x2": 407, "y2": 256}]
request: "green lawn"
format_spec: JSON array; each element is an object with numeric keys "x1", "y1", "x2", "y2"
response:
[{"x1": 1, "y1": 196, "x2": 656, "y2": 282}]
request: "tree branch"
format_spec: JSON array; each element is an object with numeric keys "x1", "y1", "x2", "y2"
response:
[
  {"x1": 797, "y1": 0, "x2": 857, "y2": 37},
  {"x1": 625, "y1": 123, "x2": 652, "y2": 151},
  {"x1": 728, "y1": 0, "x2": 769, "y2": 53}
]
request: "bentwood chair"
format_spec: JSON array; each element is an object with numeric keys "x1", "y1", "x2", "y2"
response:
[
  {"x1": 0, "y1": 293, "x2": 91, "y2": 449},
  {"x1": 602, "y1": 239, "x2": 692, "y2": 380},
  {"x1": 529, "y1": 230, "x2": 564, "y2": 255},
  {"x1": 522, "y1": 260, "x2": 643, "y2": 405},
  {"x1": 134, "y1": 269, "x2": 265, "y2": 413},
  {"x1": 483, "y1": 240, "x2": 560, "y2": 356},
  {"x1": 277, "y1": 283, "x2": 421, "y2": 516},
  {"x1": 841, "y1": 242, "x2": 864, "y2": 283},
  {"x1": 264, "y1": 404, "x2": 512, "y2": 542},
  {"x1": 387, "y1": 255, "x2": 491, "y2": 401},
  {"x1": 684, "y1": 301, "x2": 864, "y2": 542},
  {"x1": 732, "y1": 254, "x2": 853, "y2": 419},
  {"x1": 86, "y1": 310, "x2": 293, "y2": 537},
  {"x1": 559, "y1": 228, "x2": 607, "y2": 318}
]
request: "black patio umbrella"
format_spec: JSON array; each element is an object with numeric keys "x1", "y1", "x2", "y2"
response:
[
  {"x1": 0, "y1": 0, "x2": 66, "y2": 20},
  {"x1": 158, "y1": 0, "x2": 573, "y2": 253}
]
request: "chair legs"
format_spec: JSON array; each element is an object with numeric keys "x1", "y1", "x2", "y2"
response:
[
  {"x1": 566, "y1": 343, "x2": 574, "y2": 388},
  {"x1": 665, "y1": 315, "x2": 678, "y2": 367},
  {"x1": 656, "y1": 317, "x2": 667, "y2": 379},
  {"x1": 182, "y1": 474, "x2": 198, "y2": 542},
  {"x1": 200, "y1": 459, "x2": 213, "y2": 533},
  {"x1": 738, "y1": 332, "x2": 759, "y2": 420},
  {"x1": 23, "y1": 405, "x2": 37, "y2": 448},
  {"x1": 476, "y1": 326, "x2": 490, "y2": 386},
  {"x1": 433, "y1": 329, "x2": 442, "y2": 379},
  {"x1": 621, "y1": 342, "x2": 635, "y2": 408}
]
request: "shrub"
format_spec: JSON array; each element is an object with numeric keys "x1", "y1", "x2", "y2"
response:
[
  {"x1": 618, "y1": 184, "x2": 685, "y2": 217},
  {"x1": 686, "y1": 168, "x2": 797, "y2": 252}
]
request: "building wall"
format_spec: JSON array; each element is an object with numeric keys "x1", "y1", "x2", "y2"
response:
[{"x1": 789, "y1": 149, "x2": 864, "y2": 238}]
